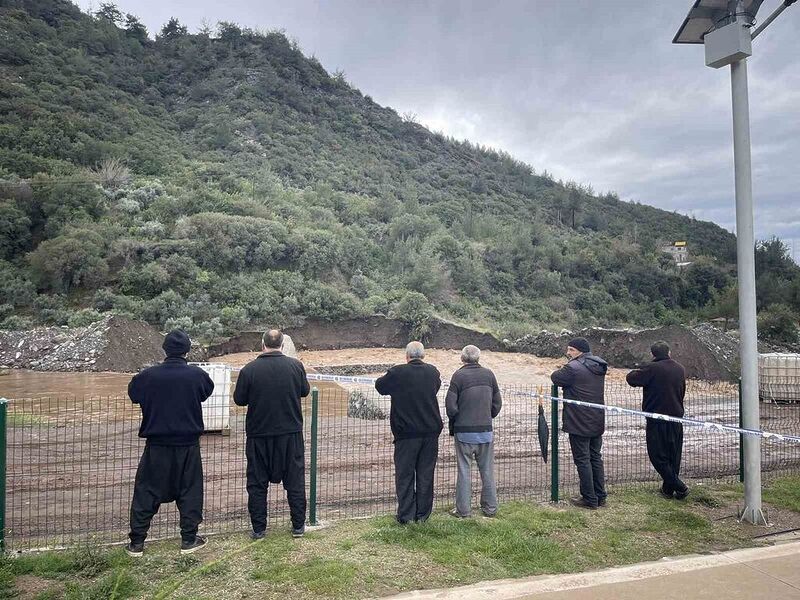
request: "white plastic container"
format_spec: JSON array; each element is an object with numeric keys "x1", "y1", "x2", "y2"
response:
[
  {"x1": 192, "y1": 362, "x2": 232, "y2": 432},
  {"x1": 758, "y1": 353, "x2": 800, "y2": 404}
]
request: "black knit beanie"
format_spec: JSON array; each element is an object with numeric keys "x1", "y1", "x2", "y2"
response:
[
  {"x1": 567, "y1": 337, "x2": 590, "y2": 354},
  {"x1": 163, "y1": 329, "x2": 191, "y2": 357}
]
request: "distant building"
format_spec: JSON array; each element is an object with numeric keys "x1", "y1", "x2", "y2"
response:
[{"x1": 661, "y1": 241, "x2": 690, "y2": 264}]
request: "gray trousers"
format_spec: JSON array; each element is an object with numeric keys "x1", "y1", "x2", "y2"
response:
[{"x1": 455, "y1": 440, "x2": 497, "y2": 516}]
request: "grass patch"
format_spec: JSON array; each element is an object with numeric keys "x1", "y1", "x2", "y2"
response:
[
  {"x1": 253, "y1": 558, "x2": 357, "y2": 596},
  {"x1": 763, "y1": 476, "x2": 800, "y2": 512},
  {"x1": 367, "y1": 506, "x2": 581, "y2": 578},
  {"x1": 6, "y1": 478, "x2": 800, "y2": 599}
]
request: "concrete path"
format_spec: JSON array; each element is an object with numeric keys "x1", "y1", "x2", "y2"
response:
[{"x1": 385, "y1": 542, "x2": 800, "y2": 600}]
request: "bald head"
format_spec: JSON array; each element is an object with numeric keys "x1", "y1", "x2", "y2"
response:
[{"x1": 262, "y1": 329, "x2": 284, "y2": 350}]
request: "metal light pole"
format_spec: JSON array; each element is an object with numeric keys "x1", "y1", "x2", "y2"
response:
[
  {"x1": 730, "y1": 53, "x2": 764, "y2": 525},
  {"x1": 674, "y1": 0, "x2": 796, "y2": 525}
]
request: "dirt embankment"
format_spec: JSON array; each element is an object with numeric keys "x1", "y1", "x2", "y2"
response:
[
  {"x1": 206, "y1": 316, "x2": 505, "y2": 355},
  {"x1": 509, "y1": 323, "x2": 755, "y2": 380},
  {"x1": 3, "y1": 314, "x2": 785, "y2": 382},
  {"x1": 0, "y1": 316, "x2": 167, "y2": 372}
]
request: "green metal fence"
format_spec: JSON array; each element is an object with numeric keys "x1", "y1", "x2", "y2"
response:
[{"x1": 1, "y1": 380, "x2": 798, "y2": 553}]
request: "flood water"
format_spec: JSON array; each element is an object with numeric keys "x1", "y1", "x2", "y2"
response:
[{"x1": 0, "y1": 369, "x2": 133, "y2": 400}]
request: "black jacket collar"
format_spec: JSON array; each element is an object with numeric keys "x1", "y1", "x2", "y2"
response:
[
  {"x1": 163, "y1": 356, "x2": 188, "y2": 364},
  {"x1": 258, "y1": 351, "x2": 284, "y2": 359}
]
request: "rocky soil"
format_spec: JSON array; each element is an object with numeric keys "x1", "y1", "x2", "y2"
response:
[
  {"x1": 505, "y1": 323, "x2": 791, "y2": 381},
  {"x1": 0, "y1": 316, "x2": 166, "y2": 372}
]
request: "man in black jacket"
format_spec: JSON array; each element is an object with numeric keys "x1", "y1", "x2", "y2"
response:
[
  {"x1": 375, "y1": 341, "x2": 442, "y2": 524},
  {"x1": 550, "y1": 337, "x2": 608, "y2": 510},
  {"x1": 626, "y1": 341, "x2": 689, "y2": 500},
  {"x1": 234, "y1": 329, "x2": 311, "y2": 538},
  {"x1": 446, "y1": 345, "x2": 502, "y2": 517},
  {"x1": 126, "y1": 329, "x2": 214, "y2": 557}
]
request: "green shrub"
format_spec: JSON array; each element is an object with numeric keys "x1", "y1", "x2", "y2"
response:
[
  {"x1": 0, "y1": 314, "x2": 33, "y2": 330},
  {"x1": 758, "y1": 304, "x2": 799, "y2": 344},
  {"x1": 391, "y1": 291, "x2": 433, "y2": 341},
  {"x1": 28, "y1": 231, "x2": 108, "y2": 293},
  {"x1": 67, "y1": 308, "x2": 105, "y2": 328}
]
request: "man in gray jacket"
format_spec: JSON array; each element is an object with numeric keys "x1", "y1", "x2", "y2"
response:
[
  {"x1": 446, "y1": 345, "x2": 502, "y2": 517},
  {"x1": 550, "y1": 337, "x2": 608, "y2": 510}
]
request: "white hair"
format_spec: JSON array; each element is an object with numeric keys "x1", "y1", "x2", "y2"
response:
[
  {"x1": 406, "y1": 341, "x2": 425, "y2": 360},
  {"x1": 461, "y1": 345, "x2": 481, "y2": 364}
]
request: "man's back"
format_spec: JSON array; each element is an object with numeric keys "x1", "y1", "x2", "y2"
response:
[
  {"x1": 375, "y1": 359, "x2": 442, "y2": 440},
  {"x1": 626, "y1": 358, "x2": 686, "y2": 417},
  {"x1": 233, "y1": 352, "x2": 310, "y2": 437},
  {"x1": 446, "y1": 364, "x2": 502, "y2": 433},
  {"x1": 128, "y1": 358, "x2": 214, "y2": 445}
]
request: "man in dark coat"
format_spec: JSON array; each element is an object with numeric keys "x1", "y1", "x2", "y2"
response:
[
  {"x1": 446, "y1": 345, "x2": 502, "y2": 518},
  {"x1": 375, "y1": 341, "x2": 443, "y2": 524},
  {"x1": 234, "y1": 329, "x2": 310, "y2": 539},
  {"x1": 550, "y1": 337, "x2": 608, "y2": 509},
  {"x1": 126, "y1": 329, "x2": 214, "y2": 556},
  {"x1": 626, "y1": 340, "x2": 689, "y2": 500}
]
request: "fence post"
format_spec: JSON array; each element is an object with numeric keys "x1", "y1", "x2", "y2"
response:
[
  {"x1": 309, "y1": 388, "x2": 319, "y2": 525},
  {"x1": 550, "y1": 385, "x2": 559, "y2": 503},
  {"x1": 738, "y1": 378, "x2": 744, "y2": 484},
  {"x1": 0, "y1": 398, "x2": 7, "y2": 553}
]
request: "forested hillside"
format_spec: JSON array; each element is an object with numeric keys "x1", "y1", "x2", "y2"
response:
[{"x1": 1, "y1": 0, "x2": 799, "y2": 343}]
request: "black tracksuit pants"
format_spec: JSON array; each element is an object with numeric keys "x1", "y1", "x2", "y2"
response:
[
  {"x1": 394, "y1": 436, "x2": 439, "y2": 524},
  {"x1": 246, "y1": 433, "x2": 306, "y2": 533},
  {"x1": 129, "y1": 443, "x2": 203, "y2": 545},
  {"x1": 646, "y1": 420, "x2": 687, "y2": 495}
]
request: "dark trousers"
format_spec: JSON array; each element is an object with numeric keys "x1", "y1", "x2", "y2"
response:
[
  {"x1": 646, "y1": 420, "x2": 687, "y2": 495},
  {"x1": 394, "y1": 436, "x2": 439, "y2": 524},
  {"x1": 246, "y1": 433, "x2": 306, "y2": 532},
  {"x1": 569, "y1": 434, "x2": 606, "y2": 507},
  {"x1": 129, "y1": 443, "x2": 203, "y2": 545}
]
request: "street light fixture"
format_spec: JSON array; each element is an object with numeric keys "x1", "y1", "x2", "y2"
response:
[{"x1": 673, "y1": 0, "x2": 796, "y2": 525}]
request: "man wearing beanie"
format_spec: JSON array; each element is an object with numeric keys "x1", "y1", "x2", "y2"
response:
[
  {"x1": 626, "y1": 341, "x2": 689, "y2": 500},
  {"x1": 550, "y1": 337, "x2": 609, "y2": 509},
  {"x1": 125, "y1": 329, "x2": 214, "y2": 557},
  {"x1": 234, "y1": 329, "x2": 310, "y2": 539}
]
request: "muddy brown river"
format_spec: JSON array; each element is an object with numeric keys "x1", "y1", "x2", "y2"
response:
[{"x1": 0, "y1": 370, "x2": 133, "y2": 400}]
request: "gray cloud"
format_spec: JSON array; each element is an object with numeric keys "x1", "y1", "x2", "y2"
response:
[{"x1": 77, "y1": 0, "x2": 800, "y2": 245}]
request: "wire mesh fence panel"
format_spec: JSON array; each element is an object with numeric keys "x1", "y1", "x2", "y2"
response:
[{"x1": 4, "y1": 371, "x2": 800, "y2": 552}]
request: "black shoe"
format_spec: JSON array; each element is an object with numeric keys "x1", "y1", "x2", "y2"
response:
[
  {"x1": 449, "y1": 508, "x2": 469, "y2": 518},
  {"x1": 180, "y1": 536, "x2": 207, "y2": 554},
  {"x1": 481, "y1": 510, "x2": 497, "y2": 518},
  {"x1": 251, "y1": 530, "x2": 266, "y2": 540},
  {"x1": 598, "y1": 498, "x2": 607, "y2": 508},
  {"x1": 291, "y1": 525, "x2": 305, "y2": 538},
  {"x1": 675, "y1": 488, "x2": 690, "y2": 501},
  {"x1": 569, "y1": 496, "x2": 598, "y2": 510},
  {"x1": 659, "y1": 487, "x2": 675, "y2": 500},
  {"x1": 125, "y1": 541, "x2": 144, "y2": 557}
]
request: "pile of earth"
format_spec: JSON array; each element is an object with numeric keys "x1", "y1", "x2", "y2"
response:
[
  {"x1": 0, "y1": 315, "x2": 168, "y2": 372},
  {"x1": 507, "y1": 323, "x2": 790, "y2": 381}
]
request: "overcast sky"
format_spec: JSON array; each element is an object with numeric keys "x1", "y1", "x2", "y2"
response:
[{"x1": 78, "y1": 0, "x2": 800, "y2": 254}]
